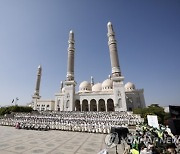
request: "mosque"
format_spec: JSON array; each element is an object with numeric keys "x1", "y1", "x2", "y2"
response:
[{"x1": 31, "y1": 22, "x2": 146, "y2": 112}]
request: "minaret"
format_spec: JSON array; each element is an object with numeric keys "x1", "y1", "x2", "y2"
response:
[
  {"x1": 64, "y1": 30, "x2": 76, "y2": 111},
  {"x1": 60, "y1": 81, "x2": 63, "y2": 92},
  {"x1": 66, "y1": 30, "x2": 75, "y2": 81},
  {"x1": 91, "y1": 76, "x2": 94, "y2": 86},
  {"x1": 34, "y1": 65, "x2": 42, "y2": 97},
  {"x1": 107, "y1": 22, "x2": 121, "y2": 77},
  {"x1": 32, "y1": 65, "x2": 42, "y2": 110},
  {"x1": 107, "y1": 22, "x2": 127, "y2": 111}
]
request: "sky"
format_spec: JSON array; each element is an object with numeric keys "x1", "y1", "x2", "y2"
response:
[{"x1": 0, "y1": 0, "x2": 180, "y2": 107}]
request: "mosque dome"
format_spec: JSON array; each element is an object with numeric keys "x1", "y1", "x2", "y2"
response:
[
  {"x1": 79, "y1": 81, "x2": 91, "y2": 92},
  {"x1": 125, "y1": 82, "x2": 136, "y2": 91},
  {"x1": 61, "y1": 87, "x2": 65, "y2": 93},
  {"x1": 92, "y1": 83, "x2": 102, "y2": 92},
  {"x1": 102, "y1": 79, "x2": 113, "y2": 91}
]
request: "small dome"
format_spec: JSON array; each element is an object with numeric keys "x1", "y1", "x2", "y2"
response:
[
  {"x1": 125, "y1": 82, "x2": 136, "y2": 91},
  {"x1": 79, "y1": 81, "x2": 91, "y2": 92},
  {"x1": 92, "y1": 83, "x2": 102, "y2": 92},
  {"x1": 61, "y1": 87, "x2": 65, "y2": 93},
  {"x1": 102, "y1": 79, "x2": 113, "y2": 91}
]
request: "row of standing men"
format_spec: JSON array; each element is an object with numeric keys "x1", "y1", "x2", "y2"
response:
[{"x1": 0, "y1": 111, "x2": 143, "y2": 133}]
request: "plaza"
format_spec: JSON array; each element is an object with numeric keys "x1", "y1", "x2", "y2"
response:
[{"x1": 0, "y1": 126, "x2": 125, "y2": 154}]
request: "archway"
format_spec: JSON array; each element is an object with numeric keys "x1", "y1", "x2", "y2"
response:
[
  {"x1": 107, "y1": 99, "x2": 114, "y2": 111},
  {"x1": 82, "y1": 99, "x2": 88, "y2": 111},
  {"x1": 98, "y1": 99, "x2": 106, "y2": 111},
  {"x1": 129, "y1": 107, "x2": 132, "y2": 111},
  {"x1": 75, "y1": 100, "x2": 81, "y2": 111},
  {"x1": 90, "y1": 99, "x2": 97, "y2": 111},
  {"x1": 57, "y1": 99, "x2": 60, "y2": 111}
]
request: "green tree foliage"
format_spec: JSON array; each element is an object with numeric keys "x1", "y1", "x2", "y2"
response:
[
  {"x1": 0, "y1": 106, "x2": 33, "y2": 116},
  {"x1": 133, "y1": 104, "x2": 170, "y2": 125}
]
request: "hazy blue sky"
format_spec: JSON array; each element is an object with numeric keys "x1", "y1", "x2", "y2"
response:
[{"x1": 0, "y1": 0, "x2": 180, "y2": 107}]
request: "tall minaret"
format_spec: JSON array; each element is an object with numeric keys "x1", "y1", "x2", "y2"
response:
[
  {"x1": 107, "y1": 22, "x2": 127, "y2": 111},
  {"x1": 66, "y1": 30, "x2": 75, "y2": 81},
  {"x1": 107, "y1": 22, "x2": 121, "y2": 77},
  {"x1": 32, "y1": 65, "x2": 42, "y2": 110},
  {"x1": 64, "y1": 30, "x2": 76, "y2": 111},
  {"x1": 34, "y1": 65, "x2": 42, "y2": 97}
]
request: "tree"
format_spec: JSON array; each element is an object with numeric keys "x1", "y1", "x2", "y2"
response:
[
  {"x1": 133, "y1": 104, "x2": 170, "y2": 125},
  {"x1": 0, "y1": 106, "x2": 33, "y2": 116}
]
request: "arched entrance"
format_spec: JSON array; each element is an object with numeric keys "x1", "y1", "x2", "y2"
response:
[
  {"x1": 82, "y1": 99, "x2": 88, "y2": 111},
  {"x1": 107, "y1": 99, "x2": 114, "y2": 111},
  {"x1": 90, "y1": 99, "x2": 97, "y2": 111},
  {"x1": 75, "y1": 100, "x2": 81, "y2": 111},
  {"x1": 57, "y1": 99, "x2": 60, "y2": 111},
  {"x1": 98, "y1": 99, "x2": 106, "y2": 111}
]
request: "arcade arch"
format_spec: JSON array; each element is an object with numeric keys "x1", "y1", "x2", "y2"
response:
[
  {"x1": 98, "y1": 99, "x2": 106, "y2": 111},
  {"x1": 82, "y1": 99, "x2": 88, "y2": 111},
  {"x1": 90, "y1": 99, "x2": 97, "y2": 111},
  {"x1": 107, "y1": 99, "x2": 114, "y2": 111},
  {"x1": 75, "y1": 100, "x2": 81, "y2": 111}
]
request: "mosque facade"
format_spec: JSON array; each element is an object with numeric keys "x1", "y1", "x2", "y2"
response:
[{"x1": 31, "y1": 22, "x2": 146, "y2": 112}]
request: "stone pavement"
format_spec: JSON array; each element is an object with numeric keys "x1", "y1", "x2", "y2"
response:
[{"x1": 0, "y1": 126, "x2": 125, "y2": 154}]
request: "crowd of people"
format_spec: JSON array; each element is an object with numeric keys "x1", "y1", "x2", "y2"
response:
[
  {"x1": 126, "y1": 124, "x2": 180, "y2": 154},
  {"x1": 0, "y1": 111, "x2": 142, "y2": 133},
  {"x1": 1, "y1": 111, "x2": 179, "y2": 153}
]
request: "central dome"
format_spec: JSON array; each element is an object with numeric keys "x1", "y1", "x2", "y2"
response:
[
  {"x1": 92, "y1": 83, "x2": 102, "y2": 92},
  {"x1": 79, "y1": 81, "x2": 91, "y2": 92},
  {"x1": 102, "y1": 79, "x2": 113, "y2": 91}
]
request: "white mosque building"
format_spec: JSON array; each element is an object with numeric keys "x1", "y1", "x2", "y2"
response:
[{"x1": 31, "y1": 22, "x2": 146, "y2": 112}]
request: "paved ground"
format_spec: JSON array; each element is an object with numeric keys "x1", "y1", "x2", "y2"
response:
[{"x1": 0, "y1": 126, "x2": 125, "y2": 154}]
